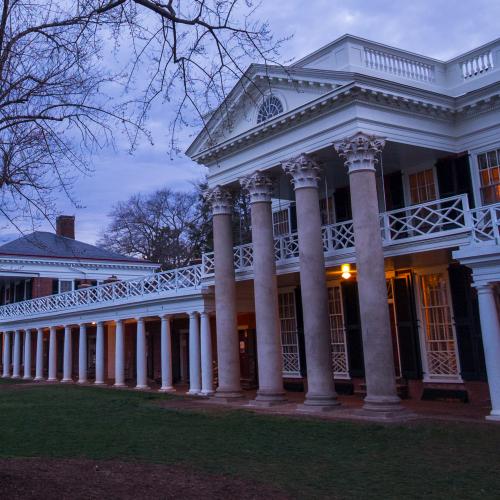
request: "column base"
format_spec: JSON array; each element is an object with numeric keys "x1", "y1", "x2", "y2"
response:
[
  {"x1": 47, "y1": 378, "x2": 58, "y2": 382},
  {"x1": 34, "y1": 376, "x2": 44, "y2": 381},
  {"x1": 135, "y1": 385, "x2": 149, "y2": 390},
  {"x1": 61, "y1": 378, "x2": 74, "y2": 383},
  {"x1": 362, "y1": 395, "x2": 404, "y2": 412},
  {"x1": 12, "y1": 375, "x2": 20, "y2": 379},
  {"x1": 298, "y1": 393, "x2": 341, "y2": 412},
  {"x1": 212, "y1": 389, "x2": 244, "y2": 403},
  {"x1": 22, "y1": 376, "x2": 32, "y2": 380},
  {"x1": 94, "y1": 381, "x2": 106, "y2": 386},
  {"x1": 77, "y1": 379, "x2": 88, "y2": 385},
  {"x1": 199, "y1": 389, "x2": 214, "y2": 396},
  {"x1": 113, "y1": 382, "x2": 126, "y2": 388},
  {"x1": 159, "y1": 386, "x2": 176, "y2": 393},
  {"x1": 2, "y1": 374, "x2": 10, "y2": 378},
  {"x1": 187, "y1": 389, "x2": 201, "y2": 396},
  {"x1": 251, "y1": 391, "x2": 287, "y2": 407},
  {"x1": 486, "y1": 411, "x2": 500, "y2": 422}
]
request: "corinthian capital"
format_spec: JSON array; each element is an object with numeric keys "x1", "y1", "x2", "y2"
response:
[
  {"x1": 240, "y1": 171, "x2": 274, "y2": 203},
  {"x1": 205, "y1": 185, "x2": 233, "y2": 215},
  {"x1": 333, "y1": 132, "x2": 386, "y2": 174},
  {"x1": 281, "y1": 153, "x2": 321, "y2": 190}
]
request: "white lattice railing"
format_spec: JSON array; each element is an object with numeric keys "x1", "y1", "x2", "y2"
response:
[
  {"x1": 380, "y1": 194, "x2": 470, "y2": 243},
  {"x1": 364, "y1": 46, "x2": 435, "y2": 83},
  {"x1": 460, "y1": 50, "x2": 494, "y2": 79},
  {"x1": 0, "y1": 265, "x2": 202, "y2": 319},
  {"x1": 470, "y1": 203, "x2": 500, "y2": 243}
]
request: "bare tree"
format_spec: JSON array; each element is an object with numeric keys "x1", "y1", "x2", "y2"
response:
[
  {"x1": 99, "y1": 188, "x2": 202, "y2": 268},
  {"x1": 0, "y1": 1, "x2": 282, "y2": 231}
]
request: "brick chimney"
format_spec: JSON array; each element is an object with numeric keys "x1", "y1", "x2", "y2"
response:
[{"x1": 56, "y1": 215, "x2": 75, "y2": 239}]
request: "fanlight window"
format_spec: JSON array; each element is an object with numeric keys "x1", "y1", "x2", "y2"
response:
[{"x1": 257, "y1": 95, "x2": 283, "y2": 124}]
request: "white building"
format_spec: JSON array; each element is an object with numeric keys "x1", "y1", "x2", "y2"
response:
[{"x1": 1, "y1": 35, "x2": 500, "y2": 420}]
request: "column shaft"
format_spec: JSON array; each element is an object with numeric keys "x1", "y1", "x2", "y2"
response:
[
  {"x1": 35, "y1": 328, "x2": 44, "y2": 380},
  {"x1": 48, "y1": 326, "x2": 57, "y2": 381},
  {"x1": 23, "y1": 330, "x2": 32, "y2": 379},
  {"x1": 136, "y1": 318, "x2": 148, "y2": 389},
  {"x1": 2, "y1": 332, "x2": 11, "y2": 377},
  {"x1": 95, "y1": 322, "x2": 105, "y2": 384},
  {"x1": 200, "y1": 312, "x2": 214, "y2": 395},
  {"x1": 78, "y1": 324, "x2": 87, "y2": 384},
  {"x1": 114, "y1": 320, "x2": 125, "y2": 387},
  {"x1": 160, "y1": 316, "x2": 174, "y2": 392},
  {"x1": 12, "y1": 330, "x2": 21, "y2": 378},
  {"x1": 477, "y1": 285, "x2": 500, "y2": 420},
  {"x1": 188, "y1": 313, "x2": 201, "y2": 394},
  {"x1": 62, "y1": 325, "x2": 73, "y2": 382}
]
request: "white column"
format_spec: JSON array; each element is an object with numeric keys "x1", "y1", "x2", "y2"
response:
[
  {"x1": 23, "y1": 329, "x2": 32, "y2": 379},
  {"x1": 200, "y1": 312, "x2": 214, "y2": 396},
  {"x1": 159, "y1": 315, "x2": 175, "y2": 392},
  {"x1": 136, "y1": 318, "x2": 148, "y2": 389},
  {"x1": 62, "y1": 325, "x2": 73, "y2": 383},
  {"x1": 334, "y1": 133, "x2": 402, "y2": 415},
  {"x1": 2, "y1": 331, "x2": 11, "y2": 377},
  {"x1": 35, "y1": 328, "x2": 44, "y2": 381},
  {"x1": 78, "y1": 324, "x2": 87, "y2": 384},
  {"x1": 12, "y1": 329, "x2": 21, "y2": 378},
  {"x1": 114, "y1": 319, "x2": 125, "y2": 387},
  {"x1": 48, "y1": 326, "x2": 57, "y2": 381},
  {"x1": 95, "y1": 322, "x2": 105, "y2": 385},
  {"x1": 206, "y1": 186, "x2": 242, "y2": 399},
  {"x1": 188, "y1": 312, "x2": 201, "y2": 395},
  {"x1": 477, "y1": 284, "x2": 500, "y2": 421}
]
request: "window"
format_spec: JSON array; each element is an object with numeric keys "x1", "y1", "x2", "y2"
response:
[
  {"x1": 278, "y1": 290, "x2": 301, "y2": 376},
  {"x1": 477, "y1": 148, "x2": 500, "y2": 204},
  {"x1": 327, "y1": 285, "x2": 349, "y2": 378},
  {"x1": 272, "y1": 209, "x2": 290, "y2": 236},
  {"x1": 419, "y1": 273, "x2": 459, "y2": 378},
  {"x1": 409, "y1": 169, "x2": 437, "y2": 204},
  {"x1": 257, "y1": 95, "x2": 283, "y2": 124},
  {"x1": 58, "y1": 280, "x2": 74, "y2": 293}
]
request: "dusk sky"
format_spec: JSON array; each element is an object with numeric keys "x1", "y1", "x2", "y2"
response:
[{"x1": 22, "y1": 0, "x2": 500, "y2": 245}]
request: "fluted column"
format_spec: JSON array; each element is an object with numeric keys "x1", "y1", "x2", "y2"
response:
[
  {"x1": 334, "y1": 132, "x2": 402, "y2": 415},
  {"x1": 241, "y1": 172, "x2": 285, "y2": 404},
  {"x1": 62, "y1": 325, "x2": 73, "y2": 383},
  {"x1": 136, "y1": 318, "x2": 148, "y2": 389},
  {"x1": 476, "y1": 284, "x2": 500, "y2": 421},
  {"x1": 159, "y1": 315, "x2": 175, "y2": 392},
  {"x1": 35, "y1": 328, "x2": 44, "y2": 380},
  {"x1": 283, "y1": 155, "x2": 339, "y2": 409},
  {"x1": 206, "y1": 186, "x2": 242, "y2": 399},
  {"x1": 78, "y1": 324, "x2": 87, "y2": 384},
  {"x1": 2, "y1": 331, "x2": 11, "y2": 377},
  {"x1": 114, "y1": 319, "x2": 125, "y2": 387},
  {"x1": 200, "y1": 312, "x2": 214, "y2": 396},
  {"x1": 23, "y1": 329, "x2": 32, "y2": 379},
  {"x1": 48, "y1": 326, "x2": 57, "y2": 381},
  {"x1": 95, "y1": 322, "x2": 105, "y2": 385},
  {"x1": 12, "y1": 329, "x2": 21, "y2": 378},
  {"x1": 188, "y1": 312, "x2": 201, "y2": 395}
]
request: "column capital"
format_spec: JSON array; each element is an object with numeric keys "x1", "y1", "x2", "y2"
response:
[
  {"x1": 161, "y1": 314, "x2": 172, "y2": 321},
  {"x1": 189, "y1": 311, "x2": 199, "y2": 319},
  {"x1": 282, "y1": 153, "x2": 321, "y2": 189},
  {"x1": 240, "y1": 171, "x2": 274, "y2": 203},
  {"x1": 205, "y1": 185, "x2": 233, "y2": 215},
  {"x1": 333, "y1": 132, "x2": 386, "y2": 174},
  {"x1": 476, "y1": 283, "x2": 495, "y2": 295}
]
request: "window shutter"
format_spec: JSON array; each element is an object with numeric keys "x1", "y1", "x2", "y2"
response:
[
  {"x1": 341, "y1": 280, "x2": 364, "y2": 377},
  {"x1": 436, "y1": 154, "x2": 474, "y2": 207},
  {"x1": 384, "y1": 171, "x2": 405, "y2": 210},
  {"x1": 334, "y1": 187, "x2": 352, "y2": 222},
  {"x1": 393, "y1": 276, "x2": 422, "y2": 379},
  {"x1": 290, "y1": 205, "x2": 298, "y2": 233},
  {"x1": 294, "y1": 287, "x2": 307, "y2": 378},
  {"x1": 52, "y1": 279, "x2": 59, "y2": 295},
  {"x1": 448, "y1": 264, "x2": 486, "y2": 381}
]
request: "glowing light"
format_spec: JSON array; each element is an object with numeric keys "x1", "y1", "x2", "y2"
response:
[{"x1": 341, "y1": 264, "x2": 351, "y2": 280}]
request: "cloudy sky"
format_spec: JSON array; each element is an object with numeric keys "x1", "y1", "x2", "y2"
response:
[{"x1": 29, "y1": 0, "x2": 500, "y2": 244}]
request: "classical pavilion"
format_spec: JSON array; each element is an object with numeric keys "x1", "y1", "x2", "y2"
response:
[{"x1": 1, "y1": 35, "x2": 500, "y2": 421}]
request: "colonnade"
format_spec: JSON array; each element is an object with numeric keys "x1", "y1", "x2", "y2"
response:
[
  {"x1": 207, "y1": 131, "x2": 403, "y2": 414},
  {"x1": 0, "y1": 312, "x2": 214, "y2": 395}
]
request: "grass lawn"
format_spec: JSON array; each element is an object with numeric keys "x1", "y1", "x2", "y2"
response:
[{"x1": 0, "y1": 381, "x2": 499, "y2": 499}]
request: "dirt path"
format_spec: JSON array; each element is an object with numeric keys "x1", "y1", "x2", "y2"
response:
[{"x1": 0, "y1": 458, "x2": 290, "y2": 499}]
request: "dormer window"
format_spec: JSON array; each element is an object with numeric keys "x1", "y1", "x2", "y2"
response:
[{"x1": 257, "y1": 95, "x2": 283, "y2": 124}]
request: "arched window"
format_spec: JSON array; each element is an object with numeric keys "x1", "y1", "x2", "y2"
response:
[{"x1": 257, "y1": 95, "x2": 284, "y2": 124}]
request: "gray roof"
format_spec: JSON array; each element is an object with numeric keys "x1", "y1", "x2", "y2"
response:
[{"x1": 0, "y1": 231, "x2": 151, "y2": 264}]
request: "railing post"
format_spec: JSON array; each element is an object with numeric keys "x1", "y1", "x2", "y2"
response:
[
  {"x1": 492, "y1": 206, "x2": 500, "y2": 244},
  {"x1": 461, "y1": 194, "x2": 473, "y2": 234},
  {"x1": 381, "y1": 213, "x2": 391, "y2": 243}
]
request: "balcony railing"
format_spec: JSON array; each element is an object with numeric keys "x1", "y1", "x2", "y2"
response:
[
  {"x1": 0, "y1": 265, "x2": 203, "y2": 319},
  {"x1": 2, "y1": 195, "x2": 500, "y2": 322}
]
